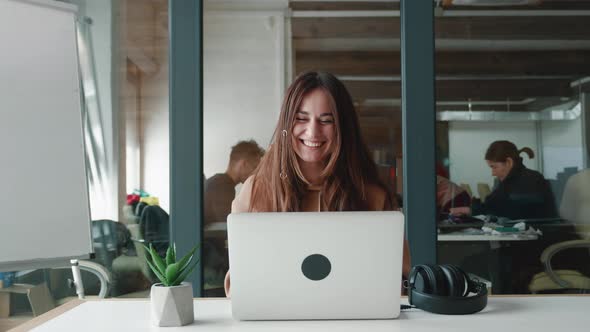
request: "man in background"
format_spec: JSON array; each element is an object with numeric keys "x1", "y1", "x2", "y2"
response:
[
  {"x1": 203, "y1": 140, "x2": 264, "y2": 296},
  {"x1": 204, "y1": 140, "x2": 265, "y2": 226}
]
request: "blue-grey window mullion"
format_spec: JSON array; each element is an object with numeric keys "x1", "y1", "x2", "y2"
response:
[
  {"x1": 582, "y1": 92, "x2": 590, "y2": 168},
  {"x1": 580, "y1": 92, "x2": 590, "y2": 168},
  {"x1": 169, "y1": 0, "x2": 203, "y2": 297},
  {"x1": 400, "y1": 0, "x2": 437, "y2": 265}
]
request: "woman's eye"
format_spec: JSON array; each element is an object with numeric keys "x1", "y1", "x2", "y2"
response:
[
  {"x1": 320, "y1": 119, "x2": 334, "y2": 124},
  {"x1": 295, "y1": 118, "x2": 307, "y2": 122}
]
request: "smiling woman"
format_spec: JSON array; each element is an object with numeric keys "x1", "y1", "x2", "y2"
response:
[
  {"x1": 292, "y1": 88, "x2": 336, "y2": 183},
  {"x1": 225, "y1": 71, "x2": 412, "y2": 296},
  {"x1": 236, "y1": 71, "x2": 393, "y2": 213}
]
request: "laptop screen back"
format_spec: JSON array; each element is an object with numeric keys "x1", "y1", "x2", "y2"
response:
[{"x1": 227, "y1": 211, "x2": 405, "y2": 320}]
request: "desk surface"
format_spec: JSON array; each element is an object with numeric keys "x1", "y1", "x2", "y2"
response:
[{"x1": 15, "y1": 296, "x2": 590, "y2": 332}]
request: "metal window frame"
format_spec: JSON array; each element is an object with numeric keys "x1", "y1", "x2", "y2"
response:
[
  {"x1": 400, "y1": 0, "x2": 437, "y2": 265},
  {"x1": 167, "y1": 0, "x2": 438, "y2": 295},
  {"x1": 169, "y1": 0, "x2": 203, "y2": 297}
]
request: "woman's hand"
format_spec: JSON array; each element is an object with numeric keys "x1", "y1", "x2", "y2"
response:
[
  {"x1": 449, "y1": 207, "x2": 471, "y2": 216},
  {"x1": 224, "y1": 271, "x2": 231, "y2": 298}
]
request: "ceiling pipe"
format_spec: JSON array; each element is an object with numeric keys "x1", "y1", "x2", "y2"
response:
[
  {"x1": 295, "y1": 38, "x2": 590, "y2": 52},
  {"x1": 360, "y1": 98, "x2": 536, "y2": 107},
  {"x1": 437, "y1": 100, "x2": 581, "y2": 121},
  {"x1": 338, "y1": 75, "x2": 573, "y2": 81}
]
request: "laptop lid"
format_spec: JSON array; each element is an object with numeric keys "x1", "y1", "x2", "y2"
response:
[{"x1": 227, "y1": 211, "x2": 404, "y2": 320}]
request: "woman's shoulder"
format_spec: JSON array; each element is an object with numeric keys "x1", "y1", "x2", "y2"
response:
[
  {"x1": 231, "y1": 175, "x2": 255, "y2": 213},
  {"x1": 519, "y1": 167, "x2": 549, "y2": 184}
]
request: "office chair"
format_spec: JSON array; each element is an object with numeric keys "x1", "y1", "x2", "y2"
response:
[
  {"x1": 459, "y1": 183, "x2": 473, "y2": 198},
  {"x1": 529, "y1": 170, "x2": 590, "y2": 293},
  {"x1": 528, "y1": 237, "x2": 590, "y2": 293},
  {"x1": 5, "y1": 261, "x2": 111, "y2": 317},
  {"x1": 477, "y1": 183, "x2": 491, "y2": 203}
]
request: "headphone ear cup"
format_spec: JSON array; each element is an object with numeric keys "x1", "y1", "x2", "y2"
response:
[
  {"x1": 427, "y1": 264, "x2": 449, "y2": 296},
  {"x1": 440, "y1": 264, "x2": 466, "y2": 297},
  {"x1": 411, "y1": 266, "x2": 433, "y2": 294},
  {"x1": 448, "y1": 265, "x2": 471, "y2": 296}
]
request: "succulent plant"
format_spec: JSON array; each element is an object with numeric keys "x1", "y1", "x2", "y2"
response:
[{"x1": 144, "y1": 243, "x2": 199, "y2": 287}]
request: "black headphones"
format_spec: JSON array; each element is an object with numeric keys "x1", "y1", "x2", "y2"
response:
[{"x1": 407, "y1": 264, "x2": 488, "y2": 315}]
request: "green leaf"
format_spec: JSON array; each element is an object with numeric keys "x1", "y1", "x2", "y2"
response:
[
  {"x1": 172, "y1": 244, "x2": 176, "y2": 263},
  {"x1": 176, "y1": 245, "x2": 198, "y2": 271},
  {"x1": 165, "y1": 263, "x2": 180, "y2": 284},
  {"x1": 165, "y1": 246, "x2": 174, "y2": 266},
  {"x1": 170, "y1": 260, "x2": 199, "y2": 286},
  {"x1": 148, "y1": 244, "x2": 167, "y2": 276},
  {"x1": 146, "y1": 258, "x2": 168, "y2": 285}
]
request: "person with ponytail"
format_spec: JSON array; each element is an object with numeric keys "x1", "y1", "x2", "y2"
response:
[
  {"x1": 450, "y1": 140, "x2": 557, "y2": 220},
  {"x1": 223, "y1": 71, "x2": 411, "y2": 296}
]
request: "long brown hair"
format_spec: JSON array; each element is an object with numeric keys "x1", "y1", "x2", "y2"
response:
[
  {"x1": 485, "y1": 140, "x2": 534, "y2": 165},
  {"x1": 248, "y1": 71, "x2": 390, "y2": 212}
]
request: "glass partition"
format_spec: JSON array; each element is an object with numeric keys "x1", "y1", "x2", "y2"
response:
[
  {"x1": 434, "y1": 2, "x2": 590, "y2": 294},
  {"x1": 202, "y1": 1, "x2": 404, "y2": 296}
]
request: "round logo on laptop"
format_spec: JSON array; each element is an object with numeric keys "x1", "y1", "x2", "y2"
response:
[{"x1": 301, "y1": 254, "x2": 331, "y2": 281}]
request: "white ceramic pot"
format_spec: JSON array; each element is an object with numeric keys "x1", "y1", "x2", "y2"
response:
[{"x1": 150, "y1": 282, "x2": 194, "y2": 327}]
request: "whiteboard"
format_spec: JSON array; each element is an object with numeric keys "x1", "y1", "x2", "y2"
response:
[{"x1": 0, "y1": 0, "x2": 92, "y2": 271}]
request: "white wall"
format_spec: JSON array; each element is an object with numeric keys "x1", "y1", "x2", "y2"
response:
[
  {"x1": 136, "y1": 7, "x2": 287, "y2": 211},
  {"x1": 142, "y1": 50, "x2": 170, "y2": 211},
  {"x1": 448, "y1": 121, "x2": 539, "y2": 192},
  {"x1": 203, "y1": 12, "x2": 285, "y2": 178},
  {"x1": 540, "y1": 118, "x2": 584, "y2": 180}
]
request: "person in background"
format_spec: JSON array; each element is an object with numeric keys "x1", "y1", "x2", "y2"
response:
[
  {"x1": 203, "y1": 140, "x2": 264, "y2": 296},
  {"x1": 224, "y1": 71, "x2": 411, "y2": 296},
  {"x1": 437, "y1": 175, "x2": 471, "y2": 220},
  {"x1": 450, "y1": 140, "x2": 557, "y2": 220},
  {"x1": 204, "y1": 140, "x2": 265, "y2": 226}
]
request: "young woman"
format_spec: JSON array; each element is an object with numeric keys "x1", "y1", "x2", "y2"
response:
[
  {"x1": 224, "y1": 71, "x2": 411, "y2": 296},
  {"x1": 450, "y1": 140, "x2": 557, "y2": 220}
]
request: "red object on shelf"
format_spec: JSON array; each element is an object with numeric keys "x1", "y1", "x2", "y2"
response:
[{"x1": 127, "y1": 194, "x2": 140, "y2": 205}]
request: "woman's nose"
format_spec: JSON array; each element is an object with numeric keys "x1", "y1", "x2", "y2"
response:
[{"x1": 306, "y1": 120, "x2": 320, "y2": 137}]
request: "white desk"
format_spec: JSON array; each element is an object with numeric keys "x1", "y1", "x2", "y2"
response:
[{"x1": 14, "y1": 296, "x2": 590, "y2": 332}]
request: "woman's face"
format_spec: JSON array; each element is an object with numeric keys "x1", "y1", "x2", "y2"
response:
[
  {"x1": 292, "y1": 88, "x2": 336, "y2": 165},
  {"x1": 486, "y1": 158, "x2": 513, "y2": 181}
]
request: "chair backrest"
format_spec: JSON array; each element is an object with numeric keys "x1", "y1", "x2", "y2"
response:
[
  {"x1": 477, "y1": 183, "x2": 491, "y2": 203},
  {"x1": 139, "y1": 205, "x2": 170, "y2": 256},
  {"x1": 126, "y1": 223, "x2": 153, "y2": 281},
  {"x1": 91, "y1": 220, "x2": 132, "y2": 268},
  {"x1": 559, "y1": 169, "x2": 590, "y2": 239},
  {"x1": 460, "y1": 183, "x2": 473, "y2": 197}
]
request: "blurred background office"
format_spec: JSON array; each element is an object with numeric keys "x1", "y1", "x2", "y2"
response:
[{"x1": 3, "y1": 0, "x2": 590, "y2": 330}]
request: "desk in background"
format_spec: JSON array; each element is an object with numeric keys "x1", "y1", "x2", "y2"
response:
[
  {"x1": 438, "y1": 233, "x2": 538, "y2": 241},
  {"x1": 13, "y1": 296, "x2": 590, "y2": 331}
]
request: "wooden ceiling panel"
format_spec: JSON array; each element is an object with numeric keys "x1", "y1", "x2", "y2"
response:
[
  {"x1": 290, "y1": 1, "x2": 398, "y2": 11},
  {"x1": 290, "y1": 0, "x2": 590, "y2": 11},
  {"x1": 343, "y1": 78, "x2": 572, "y2": 101},
  {"x1": 295, "y1": 50, "x2": 590, "y2": 77},
  {"x1": 292, "y1": 16, "x2": 590, "y2": 40}
]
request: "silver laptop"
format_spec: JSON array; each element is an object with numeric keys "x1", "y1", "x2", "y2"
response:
[{"x1": 227, "y1": 211, "x2": 405, "y2": 320}]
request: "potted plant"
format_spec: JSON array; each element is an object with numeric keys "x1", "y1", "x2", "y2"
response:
[{"x1": 144, "y1": 243, "x2": 199, "y2": 327}]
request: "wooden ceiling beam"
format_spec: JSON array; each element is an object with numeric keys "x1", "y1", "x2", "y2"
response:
[
  {"x1": 343, "y1": 78, "x2": 573, "y2": 101},
  {"x1": 290, "y1": 0, "x2": 590, "y2": 11},
  {"x1": 291, "y1": 16, "x2": 590, "y2": 40},
  {"x1": 290, "y1": 1, "x2": 398, "y2": 11},
  {"x1": 295, "y1": 50, "x2": 590, "y2": 77}
]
